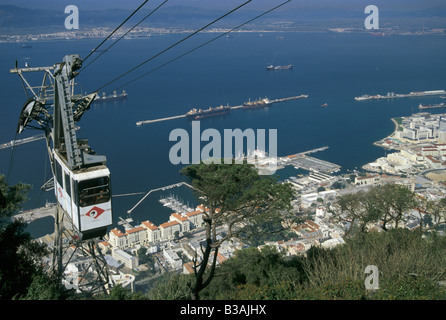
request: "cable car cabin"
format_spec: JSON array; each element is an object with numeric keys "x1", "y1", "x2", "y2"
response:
[{"x1": 53, "y1": 151, "x2": 112, "y2": 240}]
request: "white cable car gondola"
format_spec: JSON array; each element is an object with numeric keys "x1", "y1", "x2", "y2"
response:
[
  {"x1": 53, "y1": 144, "x2": 112, "y2": 240},
  {"x1": 13, "y1": 55, "x2": 113, "y2": 240}
]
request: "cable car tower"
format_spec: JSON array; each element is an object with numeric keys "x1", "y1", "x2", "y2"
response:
[{"x1": 10, "y1": 54, "x2": 114, "y2": 296}]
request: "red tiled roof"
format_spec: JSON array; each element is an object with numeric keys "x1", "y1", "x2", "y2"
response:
[
  {"x1": 160, "y1": 220, "x2": 180, "y2": 228},
  {"x1": 186, "y1": 210, "x2": 203, "y2": 217},
  {"x1": 111, "y1": 228, "x2": 125, "y2": 237},
  {"x1": 126, "y1": 226, "x2": 145, "y2": 234},
  {"x1": 142, "y1": 220, "x2": 158, "y2": 230},
  {"x1": 183, "y1": 262, "x2": 195, "y2": 274},
  {"x1": 171, "y1": 213, "x2": 188, "y2": 222}
]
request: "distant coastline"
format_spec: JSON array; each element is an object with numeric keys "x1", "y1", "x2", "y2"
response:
[{"x1": 2, "y1": 27, "x2": 446, "y2": 44}]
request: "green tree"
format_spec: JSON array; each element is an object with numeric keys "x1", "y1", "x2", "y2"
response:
[
  {"x1": 180, "y1": 161, "x2": 294, "y2": 300},
  {"x1": 0, "y1": 174, "x2": 30, "y2": 221},
  {"x1": 416, "y1": 197, "x2": 446, "y2": 232},
  {"x1": 21, "y1": 273, "x2": 69, "y2": 300},
  {"x1": 335, "y1": 183, "x2": 417, "y2": 235},
  {"x1": 383, "y1": 184, "x2": 416, "y2": 228},
  {"x1": 146, "y1": 229, "x2": 446, "y2": 300},
  {"x1": 0, "y1": 174, "x2": 66, "y2": 300},
  {"x1": 147, "y1": 273, "x2": 191, "y2": 300},
  {"x1": 335, "y1": 191, "x2": 381, "y2": 236},
  {"x1": 201, "y1": 246, "x2": 304, "y2": 299},
  {"x1": 334, "y1": 192, "x2": 366, "y2": 236}
]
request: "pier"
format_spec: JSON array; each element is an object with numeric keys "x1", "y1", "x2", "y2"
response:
[
  {"x1": 278, "y1": 146, "x2": 341, "y2": 173},
  {"x1": 290, "y1": 156, "x2": 341, "y2": 173},
  {"x1": 127, "y1": 181, "x2": 196, "y2": 214},
  {"x1": 355, "y1": 90, "x2": 446, "y2": 101},
  {"x1": 282, "y1": 146, "x2": 329, "y2": 159},
  {"x1": 118, "y1": 217, "x2": 134, "y2": 230},
  {"x1": 418, "y1": 103, "x2": 446, "y2": 110},
  {"x1": 136, "y1": 94, "x2": 308, "y2": 126},
  {"x1": 136, "y1": 114, "x2": 186, "y2": 126},
  {"x1": 13, "y1": 203, "x2": 56, "y2": 223},
  {"x1": 270, "y1": 95, "x2": 308, "y2": 103}
]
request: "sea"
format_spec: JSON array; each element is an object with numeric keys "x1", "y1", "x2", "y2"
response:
[{"x1": 1, "y1": 31, "x2": 445, "y2": 238}]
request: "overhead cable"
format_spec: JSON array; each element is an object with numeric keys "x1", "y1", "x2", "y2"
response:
[
  {"x1": 94, "y1": 0, "x2": 253, "y2": 93},
  {"x1": 111, "y1": 0, "x2": 292, "y2": 93},
  {"x1": 80, "y1": 0, "x2": 169, "y2": 74},
  {"x1": 82, "y1": 0, "x2": 151, "y2": 64}
]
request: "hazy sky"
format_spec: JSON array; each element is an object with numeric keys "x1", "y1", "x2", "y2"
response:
[{"x1": 1, "y1": 0, "x2": 443, "y2": 11}]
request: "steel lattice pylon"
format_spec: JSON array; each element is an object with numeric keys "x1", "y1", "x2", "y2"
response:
[{"x1": 10, "y1": 55, "x2": 114, "y2": 297}]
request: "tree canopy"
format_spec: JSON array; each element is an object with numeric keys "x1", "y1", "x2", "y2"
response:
[
  {"x1": 179, "y1": 161, "x2": 295, "y2": 299},
  {"x1": 0, "y1": 174, "x2": 67, "y2": 300}
]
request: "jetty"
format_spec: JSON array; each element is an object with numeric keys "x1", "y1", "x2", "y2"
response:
[
  {"x1": 136, "y1": 94, "x2": 308, "y2": 126},
  {"x1": 355, "y1": 90, "x2": 446, "y2": 101},
  {"x1": 283, "y1": 146, "x2": 329, "y2": 158},
  {"x1": 136, "y1": 114, "x2": 186, "y2": 126},
  {"x1": 278, "y1": 146, "x2": 341, "y2": 173},
  {"x1": 13, "y1": 203, "x2": 56, "y2": 223}
]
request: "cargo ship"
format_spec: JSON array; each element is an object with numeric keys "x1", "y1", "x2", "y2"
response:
[
  {"x1": 418, "y1": 103, "x2": 446, "y2": 110},
  {"x1": 93, "y1": 90, "x2": 127, "y2": 103},
  {"x1": 186, "y1": 105, "x2": 232, "y2": 120},
  {"x1": 243, "y1": 97, "x2": 272, "y2": 109},
  {"x1": 266, "y1": 64, "x2": 293, "y2": 71}
]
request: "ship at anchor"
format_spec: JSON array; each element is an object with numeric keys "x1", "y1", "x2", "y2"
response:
[
  {"x1": 266, "y1": 64, "x2": 293, "y2": 71},
  {"x1": 186, "y1": 105, "x2": 232, "y2": 120},
  {"x1": 92, "y1": 90, "x2": 127, "y2": 103},
  {"x1": 243, "y1": 97, "x2": 272, "y2": 109}
]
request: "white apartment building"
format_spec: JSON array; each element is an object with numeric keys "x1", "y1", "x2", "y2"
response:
[
  {"x1": 112, "y1": 248, "x2": 139, "y2": 270},
  {"x1": 170, "y1": 213, "x2": 191, "y2": 233},
  {"x1": 142, "y1": 220, "x2": 161, "y2": 244},
  {"x1": 159, "y1": 220, "x2": 181, "y2": 240},
  {"x1": 108, "y1": 206, "x2": 205, "y2": 250},
  {"x1": 163, "y1": 248, "x2": 182, "y2": 270},
  {"x1": 185, "y1": 210, "x2": 204, "y2": 228}
]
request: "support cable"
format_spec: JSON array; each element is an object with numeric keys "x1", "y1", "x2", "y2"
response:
[
  {"x1": 79, "y1": 0, "x2": 169, "y2": 74},
  {"x1": 5, "y1": 132, "x2": 18, "y2": 184},
  {"x1": 82, "y1": 0, "x2": 151, "y2": 64},
  {"x1": 111, "y1": 0, "x2": 292, "y2": 93},
  {"x1": 94, "y1": 0, "x2": 253, "y2": 93}
]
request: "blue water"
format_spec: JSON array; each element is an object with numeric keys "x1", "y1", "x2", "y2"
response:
[{"x1": 1, "y1": 32, "x2": 446, "y2": 237}]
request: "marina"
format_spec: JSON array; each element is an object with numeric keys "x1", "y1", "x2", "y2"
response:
[
  {"x1": 136, "y1": 94, "x2": 308, "y2": 126},
  {"x1": 159, "y1": 195, "x2": 194, "y2": 215}
]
